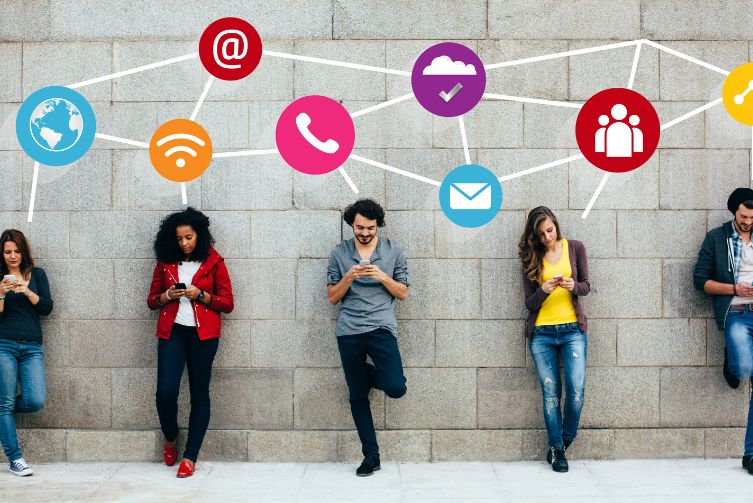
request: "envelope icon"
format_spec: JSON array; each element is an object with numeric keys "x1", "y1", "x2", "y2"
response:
[{"x1": 450, "y1": 182, "x2": 492, "y2": 210}]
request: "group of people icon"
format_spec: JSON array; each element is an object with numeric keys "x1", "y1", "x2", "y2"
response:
[{"x1": 594, "y1": 103, "x2": 644, "y2": 158}]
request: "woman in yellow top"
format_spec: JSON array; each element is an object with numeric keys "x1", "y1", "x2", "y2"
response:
[{"x1": 519, "y1": 206, "x2": 591, "y2": 473}]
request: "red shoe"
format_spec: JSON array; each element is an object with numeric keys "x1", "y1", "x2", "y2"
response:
[
  {"x1": 163, "y1": 442, "x2": 178, "y2": 466},
  {"x1": 176, "y1": 459, "x2": 195, "y2": 478}
]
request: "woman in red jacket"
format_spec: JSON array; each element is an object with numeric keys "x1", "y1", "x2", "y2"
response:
[{"x1": 147, "y1": 207, "x2": 234, "y2": 478}]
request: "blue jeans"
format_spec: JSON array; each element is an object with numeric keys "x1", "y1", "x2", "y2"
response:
[
  {"x1": 0, "y1": 339, "x2": 46, "y2": 462},
  {"x1": 529, "y1": 323, "x2": 587, "y2": 450},
  {"x1": 724, "y1": 309, "x2": 753, "y2": 455}
]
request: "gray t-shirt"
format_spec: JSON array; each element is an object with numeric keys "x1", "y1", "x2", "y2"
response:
[{"x1": 326, "y1": 237, "x2": 410, "y2": 337}]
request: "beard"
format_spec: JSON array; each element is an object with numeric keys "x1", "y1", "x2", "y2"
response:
[{"x1": 356, "y1": 234, "x2": 375, "y2": 245}]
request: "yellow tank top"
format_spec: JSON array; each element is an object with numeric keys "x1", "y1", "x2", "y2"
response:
[{"x1": 535, "y1": 239, "x2": 578, "y2": 326}]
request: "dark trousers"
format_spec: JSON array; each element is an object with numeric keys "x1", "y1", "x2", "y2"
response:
[
  {"x1": 337, "y1": 328, "x2": 407, "y2": 457},
  {"x1": 156, "y1": 324, "x2": 219, "y2": 462}
]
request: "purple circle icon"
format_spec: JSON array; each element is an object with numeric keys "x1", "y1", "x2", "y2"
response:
[{"x1": 411, "y1": 42, "x2": 486, "y2": 117}]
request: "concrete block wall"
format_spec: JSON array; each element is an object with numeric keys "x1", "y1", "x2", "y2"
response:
[{"x1": 2, "y1": 1, "x2": 752, "y2": 462}]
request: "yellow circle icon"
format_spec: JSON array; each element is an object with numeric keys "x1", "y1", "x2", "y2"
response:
[
  {"x1": 722, "y1": 62, "x2": 753, "y2": 126},
  {"x1": 149, "y1": 119, "x2": 213, "y2": 182}
]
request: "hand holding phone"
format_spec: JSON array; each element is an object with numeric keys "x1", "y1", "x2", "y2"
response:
[
  {"x1": 174, "y1": 282, "x2": 187, "y2": 290},
  {"x1": 358, "y1": 260, "x2": 370, "y2": 267}
]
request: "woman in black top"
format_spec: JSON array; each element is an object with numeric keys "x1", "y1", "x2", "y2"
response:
[{"x1": 0, "y1": 229, "x2": 53, "y2": 476}]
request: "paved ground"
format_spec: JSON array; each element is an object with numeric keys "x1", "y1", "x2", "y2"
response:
[{"x1": 1, "y1": 459, "x2": 752, "y2": 502}]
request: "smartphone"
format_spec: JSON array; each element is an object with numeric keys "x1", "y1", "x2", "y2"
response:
[
  {"x1": 173, "y1": 282, "x2": 187, "y2": 290},
  {"x1": 3, "y1": 274, "x2": 16, "y2": 283},
  {"x1": 358, "y1": 260, "x2": 370, "y2": 266},
  {"x1": 553, "y1": 275, "x2": 563, "y2": 282}
]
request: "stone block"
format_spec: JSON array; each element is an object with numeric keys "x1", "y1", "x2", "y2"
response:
[
  {"x1": 112, "y1": 259, "x2": 157, "y2": 320},
  {"x1": 385, "y1": 368, "x2": 476, "y2": 429},
  {"x1": 337, "y1": 430, "x2": 430, "y2": 462},
  {"x1": 25, "y1": 368, "x2": 111, "y2": 428},
  {"x1": 569, "y1": 154, "x2": 660, "y2": 210},
  {"x1": 522, "y1": 428, "x2": 615, "y2": 460},
  {"x1": 380, "y1": 211, "x2": 434, "y2": 259},
  {"x1": 384, "y1": 149, "x2": 463, "y2": 210},
  {"x1": 705, "y1": 428, "x2": 748, "y2": 458},
  {"x1": 249, "y1": 430, "x2": 338, "y2": 462},
  {"x1": 111, "y1": 368, "x2": 159, "y2": 430},
  {"x1": 209, "y1": 42, "x2": 294, "y2": 102},
  {"x1": 396, "y1": 259, "x2": 481, "y2": 319},
  {"x1": 550, "y1": 210, "x2": 617, "y2": 259},
  {"x1": 436, "y1": 320, "x2": 526, "y2": 367},
  {"x1": 663, "y1": 259, "x2": 713, "y2": 318},
  {"x1": 251, "y1": 320, "x2": 340, "y2": 368},
  {"x1": 209, "y1": 369, "x2": 294, "y2": 430},
  {"x1": 69, "y1": 211, "x2": 159, "y2": 258},
  {"x1": 296, "y1": 259, "x2": 338, "y2": 320},
  {"x1": 199, "y1": 430, "x2": 249, "y2": 461},
  {"x1": 580, "y1": 259, "x2": 662, "y2": 318},
  {"x1": 183, "y1": 101, "x2": 250, "y2": 151},
  {"x1": 488, "y1": 0, "x2": 640, "y2": 39},
  {"x1": 523, "y1": 104, "x2": 580, "y2": 149},
  {"x1": 198, "y1": 211, "x2": 251, "y2": 259},
  {"x1": 478, "y1": 40, "x2": 569, "y2": 100},
  {"x1": 24, "y1": 42, "x2": 110, "y2": 101},
  {"x1": 396, "y1": 320, "x2": 435, "y2": 368},
  {"x1": 706, "y1": 319, "x2": 724, "y2": 367},
  {"x1": 294, "y1": 368, "x2": 385, "y2": 429},
  {"x1": 294, "y1": 41, "x2": 385, "y2": 101},
  {"x1": 432, "y1": 102, "x2": 524, "y2": 149},
  {"x1": 0, "y1": 103, "x2": 21, "y2": 151},
  {"x1": 660, "y1": 150, "x2": 750, "y2": 210},
  {"x1": 14, "y1": 429, "x2": 66, "y2": 462},
  {"x1": 225, "y1": 259, "x2": 296, "y2": 320},
  {"x1": 617, "y1": 319, "x2": 706, "y2": 366},
  {"x1": 659, "y1": 41, "x2": 746, "y2": 101},
  {"x1": 478, "y1": 367, "x2": 543, "y2": 429},
  {"x1": 659, "y1": 367, "x2": 749, "y2": 427},
  {"x1": 350, "y1": 100, "x2": 433, "y2": 149},
  {"x1": 201, "y1": 155, "x2": 292, "y2": 210},
  {"x1": 0, "y1": 210, "x2": 70, "y2": 257},
  {"x1": 250, "y1": 211, "x2": 340, "y2": 258},
  {"x1": 57, "y1": 320, "x2": 156, "y2": 368},
  {"x1": 478, "y1": 149, "x2": 571, "y2": 210},
  {"x1": 0, "y1": 43, "x2": 22, "y2": 102},
  {"x1": 617, "y1": 210, "x2": 706, "y2": 258},
  {"x1": 66, "y1": 430, "x2": 157, "y2": 462},
  {"x1": 480, "y1": 259, "x2": 528, "y2": 320},
  {"x1": 0, "y1": 153, "x2": 23, "y2": 211},
  {"x1": 434, "y1": 210, "x2": 524, "y2": 259},
  {"x1": 655, "y1": 101, "x2": 706, "y2": 149},
  {"x1": 586, "y1": 319, "x2": 618, "y2": 367},
  {"x1": 705, "y1": 100, "x2": 752, "y2": 148},
  {"x1": 432, "y1": 430, "x2": 522, "y2": 461},
  {"x1": 580, "y1": 367, "x2": 661, "y2": 428},
  {"x1": 214, "y1": 321, "x2": 252, "y2": 369},
  {"x1": 644, "y1": 2, "x2": 753, "y2": 39},
  {"x1": 334, "y1": 0, "x2": 486, "y2": 39},
  {"x1": 43, "y1": 259, "x2": 114, "y2": 319},
  {"x1": 614, "y1": 429, "x2": 705, "y2": 459}
]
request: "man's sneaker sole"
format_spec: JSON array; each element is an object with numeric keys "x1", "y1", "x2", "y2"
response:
[{"x1": 10, "y1": 467, "x2": 33, "y2": 476}]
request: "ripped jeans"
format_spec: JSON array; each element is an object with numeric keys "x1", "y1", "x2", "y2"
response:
[{"x1": 529, "y1": 323, "x2": 587, "y2": 450}]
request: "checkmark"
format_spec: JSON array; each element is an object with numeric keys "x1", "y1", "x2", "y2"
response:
[{"x1": 439, "y1": 82, "x2": 463, "y2": 102}]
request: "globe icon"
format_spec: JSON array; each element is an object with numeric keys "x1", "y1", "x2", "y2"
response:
[{"x1": 29, "y1": 98, "x2": 84, "y2": 152}]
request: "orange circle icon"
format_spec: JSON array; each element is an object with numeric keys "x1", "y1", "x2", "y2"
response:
[{"x1": 149, "y1": 119, "x2": 213, "y2": 182}]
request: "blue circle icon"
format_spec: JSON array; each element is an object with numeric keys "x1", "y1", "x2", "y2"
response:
[
  {"x1": 16, "y1": 86, "x2": 96, "y2": 166},
  {"x1": 439, "y1": 164, "x2": 503, "y2": 228}
]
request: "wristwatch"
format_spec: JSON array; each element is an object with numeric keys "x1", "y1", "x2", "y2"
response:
[{"x1": 197, "y1": 290, "x2": 205, "y2": 302}]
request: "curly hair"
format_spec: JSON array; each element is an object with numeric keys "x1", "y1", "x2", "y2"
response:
[
  {"x1": 518, "y1": 206, "x2": 562, "y2": 283},
  {"x1": 343, "y1": 198, "x2": 386, "y2": 227},
  {"x1": 0, "y1": 229, "x2": 34, "y2": 280},
  {"x1": 153, "y1": 207, "x2": 214, "y2": 263}
]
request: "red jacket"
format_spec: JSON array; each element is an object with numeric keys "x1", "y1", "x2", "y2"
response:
[{"x1": 147, "y1": 247, "x2": 234, "y2": 340}]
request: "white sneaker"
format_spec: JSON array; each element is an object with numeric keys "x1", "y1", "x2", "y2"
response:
[{"x1": 9, "y1": 457, "x2": 33, "y2": 476}]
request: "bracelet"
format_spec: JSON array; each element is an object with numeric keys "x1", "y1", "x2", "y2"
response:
[
  {"x1": 164, "y1": 289, "x2": 172, "y2": 301},
  {"x1": 734, "y1": 284, "x2": 738, "y2": 296}
]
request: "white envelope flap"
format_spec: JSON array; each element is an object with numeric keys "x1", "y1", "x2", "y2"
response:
[{"x1": 451, "y1": 182, "x2": 491, "y2": 200}]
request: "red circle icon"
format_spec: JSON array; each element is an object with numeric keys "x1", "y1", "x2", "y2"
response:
[
  {"x1": 199, "y1": 17, "x2": 262, "y2": 81},
  {"x1": 575, "y1": 88, "x2": 660, "y2": 173}
]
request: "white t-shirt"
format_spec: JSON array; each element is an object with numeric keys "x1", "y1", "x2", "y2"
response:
[
  {"x1": 732, "y1": 240, "x2": 753, "y2": 305},
  {"x1": 175, "y1": 260, "x2": 202, "y2": 327}
]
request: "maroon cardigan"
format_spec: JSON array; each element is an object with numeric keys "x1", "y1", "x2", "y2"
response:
[{"x1": 522, "y1": 239, "x2": 590, "y2": 337}]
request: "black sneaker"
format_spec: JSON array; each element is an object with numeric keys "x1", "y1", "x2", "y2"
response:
[
  {"x1": 744, "y1": 455, "x2": 753, "y2": 470},
  {"x1": 549, "y1": 447, "x2": 569, "y2": 473},
  {"x1": 724, "y1": 347, "x2": 741, "y2": 389},
  {"x1": 547, "y1": 442, "x2": 570, "y2": 464},
  {"x1": 356, "y1": 455, "x2": 380, "y2": 477}
]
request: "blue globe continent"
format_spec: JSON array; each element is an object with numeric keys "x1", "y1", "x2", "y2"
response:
[{"x1": 29, "y1": 98, "x2": 83, "y2": 152}]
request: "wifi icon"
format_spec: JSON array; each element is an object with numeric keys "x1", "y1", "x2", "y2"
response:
[{"x1": 149, "y1": 119, "x2": 213, "y2": 182}]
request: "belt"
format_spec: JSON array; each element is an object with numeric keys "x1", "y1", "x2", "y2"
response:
[{"x1": 729, "y1": 304, "x2": 753, "y2": 311}]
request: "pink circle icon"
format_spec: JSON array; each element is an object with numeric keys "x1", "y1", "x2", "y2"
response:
[{"x1": 275, "y1": 95, "x2": 355, "y2": 175}]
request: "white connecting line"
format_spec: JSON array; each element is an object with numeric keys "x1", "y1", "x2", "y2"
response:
[
  {"x1": 26, "y1": 39, "x2": 740, "y2": 222},
  {"x1": 180, "y1": 75, "x2": 217, "y2": 205}
]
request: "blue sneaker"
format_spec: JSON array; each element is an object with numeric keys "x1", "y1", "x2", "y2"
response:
[{"x1": 9, "y1": 457, "x2": 33, "y2": 476}]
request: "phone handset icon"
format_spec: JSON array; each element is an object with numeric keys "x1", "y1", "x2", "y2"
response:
[{"x1": 295, "y1": 112, "x2": 340, "y2": 154}]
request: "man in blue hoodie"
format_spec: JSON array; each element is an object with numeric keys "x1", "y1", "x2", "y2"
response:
[{"x1": 694, "y1": 187, "x2": 753, "y2": 475}]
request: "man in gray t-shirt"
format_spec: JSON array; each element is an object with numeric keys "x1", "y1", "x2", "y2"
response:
[{"x1": 326, "y1": 199, "x2": 409, "y2": 477}]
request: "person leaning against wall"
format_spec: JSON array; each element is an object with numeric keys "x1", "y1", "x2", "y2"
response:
[
  {"x1": 326, "y1": 198, "x2": 409, "y2": 477},
  {"x1": 693, "y1": 187, "x2": 753, "y2": 476},
  {"x1": 0, "y1": 229, "x2": 53, "y2": 477},
  {"x1": 146, "y1": 208, "x2": 234, "y2": 478},
  {"x1": 518, "y1": 206, "x2": 591, "y2": 473}
]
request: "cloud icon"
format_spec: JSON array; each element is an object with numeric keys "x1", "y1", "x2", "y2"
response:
[{"x1": 422, "y1": 55, "x2": 477, "y2": 76}]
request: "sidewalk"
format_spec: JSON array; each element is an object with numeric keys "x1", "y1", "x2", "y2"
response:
[{"x1": 1, "y1": 459, "x2": 752, "y2": 502}]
